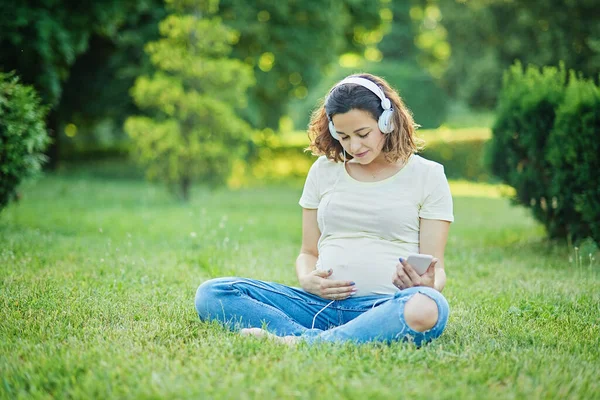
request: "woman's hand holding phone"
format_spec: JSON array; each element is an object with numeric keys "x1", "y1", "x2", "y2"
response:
[
  {"x1": 392, "y1": 254, "x2": 437, "y2": 290},
  {"x1": 300, "y1": 269, "x2": 357, "y2": 300}
]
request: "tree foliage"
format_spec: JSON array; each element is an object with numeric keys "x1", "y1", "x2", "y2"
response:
[
  {"x1": 438, "y1": 0, "x2": 600, "y2": 108},
  {"x1": 375, "y1": 1, "x2": 448, "y2": 129},
  {"x1": 0, "y1": 0, "x2": 166, "y2": 164},
  {"x1": 0, "y1": 0, "x2": 145, "y2": 106},
  {"x1": 124, "y1": 4, "x2": 254, "y2": 200},
  {"x1": 378, "y1": 1, "x2": 417, "y2": 61},
  {"x1": 0, "y1": 72, "x2": 50, "y2": 211},
  {"x1": 56, "y1": 2, "x2": 167, "y2": 141},
  {"x1": 218, "y1": 0, "x2": 382, "y2": 129},
  {"x1": 1, "y1": 0, "x2": 382, "y2": 166}
]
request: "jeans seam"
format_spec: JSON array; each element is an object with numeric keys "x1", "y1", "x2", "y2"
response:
[
  {"x1": 228, "y1": 283, "x2": 304, "y2": 329},
  {"x1": 230, "y1": 279, "x2": 325, "y2": 306},
  {"x1": 332, "y1": 296, "x2": 394, "y2": 312}
]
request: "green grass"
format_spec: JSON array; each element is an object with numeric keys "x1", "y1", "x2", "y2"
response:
[{"x1": 1, "y1": 172, "x2": 599, "y2": 399}]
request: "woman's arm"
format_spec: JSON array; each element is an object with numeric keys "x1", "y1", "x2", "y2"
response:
[
  {"x1": 295, "y1": 209, "x2": 320, "y2": 281},
  {"x1": 419, "y1": 218, "x2": 451, "y2": 292}
]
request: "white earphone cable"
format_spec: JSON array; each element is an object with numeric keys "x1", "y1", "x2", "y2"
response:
[{"x1": 311, "y1": 299, "x2": 335, "y2": 329}]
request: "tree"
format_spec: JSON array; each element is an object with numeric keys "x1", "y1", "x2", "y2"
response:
[
  {"x1": 437, "y1": 0, "x2": 600, "y2": 108},
  {"x1": 379, "y1": 1, "x2": 418, "y2": 61},
  {"x1": 0, "y1": 0, "x2": 166, "y2": 165},
  {"x1": 289, "y1": 1, "x2": 450, "y2": 131},
  {"x1": 376, "y1": 1, "x2": 449, "y2": 128},
  {"x1": 218, "y1": 0, "x2": 382, "y2": 129},
  {"x1": 55, "y1": 3, "x2": 167, "y2": 156},
  {"x1": 124, "y1": 1, "x2": 254, "y2": 200}
]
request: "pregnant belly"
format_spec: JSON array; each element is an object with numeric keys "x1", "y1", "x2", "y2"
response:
[{"x1": 316, "y1": 237, "x2": 418, "y2": 296}]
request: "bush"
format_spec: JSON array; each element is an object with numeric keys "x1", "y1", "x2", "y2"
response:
[
  {"x1": 489, "y1": 62, "x2": 565, "y2": 234},
  {"x1": 489, "y1": 62, "x2": 600, "y2": 245},
  {"x1": 0, "y1": 72, "x2": 50, "y2": 211},
  {"x1": 546, "y1": 73, "x2": 600, "y2": 244}
]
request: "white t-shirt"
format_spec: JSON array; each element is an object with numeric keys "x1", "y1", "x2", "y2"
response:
[{"x1": 299, "y1": 154, "x2": 454, "y2": 296}]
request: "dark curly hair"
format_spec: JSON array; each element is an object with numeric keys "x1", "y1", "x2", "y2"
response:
[{"x1": 306, "y1": 73, "x2": 423, "y2": 163}]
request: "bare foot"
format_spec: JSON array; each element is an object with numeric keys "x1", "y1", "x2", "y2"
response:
[
  {"x1": 239, "y1": 327, "x2": 270, "y2": 338},
  {"x1": 239, "y1": 328, "x2": 299, "y2": 345}
]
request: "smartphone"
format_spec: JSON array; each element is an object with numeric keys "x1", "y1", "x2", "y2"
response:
[{"x1": 405, "y1": 254, "x2": 434, "y2": 275}]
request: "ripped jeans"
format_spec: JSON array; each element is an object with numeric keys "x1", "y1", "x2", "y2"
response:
[{"x1": 194, "y1": 277, "x2": 449, "y2": 346}]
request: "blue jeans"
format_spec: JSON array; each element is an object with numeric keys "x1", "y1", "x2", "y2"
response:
[{"x1": 194, "y1": 277, "x2": 449, "y2": 346}]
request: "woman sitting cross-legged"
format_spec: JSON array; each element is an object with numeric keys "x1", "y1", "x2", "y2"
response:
[{"x1": 195, "y1": 73, "x2": 453, "y2": 346}]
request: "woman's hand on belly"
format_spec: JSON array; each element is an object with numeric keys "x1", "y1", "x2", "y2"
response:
[
  {"x1": 392, "y1": 257, "x2": 437, "y2": 290},
  {"x1": 300, "y1": 269, "x2": 358, "y2": 300}
]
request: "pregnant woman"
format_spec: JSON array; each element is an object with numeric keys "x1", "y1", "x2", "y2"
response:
[{"x1": 195, "y1": 73, "x2": 454, "y2": 345}]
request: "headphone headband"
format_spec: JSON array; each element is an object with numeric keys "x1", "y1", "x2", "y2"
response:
[
  {"x1": 326, "y1": 75, "x2": 395, "y2": 140},
  {"x1": 332, "y1": 77, "x2": 392, "y2": 110}
]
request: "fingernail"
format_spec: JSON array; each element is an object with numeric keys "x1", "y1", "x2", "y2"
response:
[
  {"x1": 351, "y1": 288, "x2": 358, "y2": 292},
  {"x1": 328, "y1": 269, "x2": 332, "y2": 273},
  {"x1": 399, "y1": 257, "x2": 404, "y2": 263},
  {"x1": 350, "y1": 281, "x2": 356, "y2": 286}
]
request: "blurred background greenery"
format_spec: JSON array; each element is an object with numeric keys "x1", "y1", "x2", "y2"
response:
[
  {"x1": 2, "y1": 0, "x2": 595, "y2": 162},
  {"x1": 1, "y1": 0, "x2": 599, "y2": 243},
  {"x1": 2, "y1": 5, "x2": 599, "y2": 396}
]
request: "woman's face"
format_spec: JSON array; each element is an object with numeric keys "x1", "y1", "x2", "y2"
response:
[{"x1": 331, "y1": 108, "x2": 386, "y2": 165}]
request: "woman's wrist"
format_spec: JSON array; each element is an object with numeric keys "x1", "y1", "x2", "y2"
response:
[
  {"x1": 298, "y1": 274, "x2": 308, "y2": 288},
  {"x1": 297, "y1": 269, "x2": 315, "y2": 290},
  {"x1": 433, "y1": 274, "x2": 445, "y2": 292},
  {"x1": 295, "y1": 254, "x2": 317, "y2": 286}
]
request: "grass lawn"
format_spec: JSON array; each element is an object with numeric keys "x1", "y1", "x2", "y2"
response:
[{"x1": 1, "y1": 171, "x2": 599, "y2": 399}]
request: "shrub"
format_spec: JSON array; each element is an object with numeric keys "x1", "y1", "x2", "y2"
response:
[
  {"x1": 489, "y1": 62, "x2": 600, "y2": 245},
  {"x1": 0, "y1": 72, "x2": 50, "y2": 211},
  {"x1": 546, "y1": 73, "x2": 600, "y2": 244},
  {"x1": 489, "y1": 62, "x2": 566, "y2": 234}
]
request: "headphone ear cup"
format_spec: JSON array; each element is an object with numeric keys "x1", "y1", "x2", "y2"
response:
[
  {"x1": 329, "y1": 120, "x2": 340, "y2": 141},
  {"x1": 378, "y1": 109, "x2": 394, "y2": 134}
]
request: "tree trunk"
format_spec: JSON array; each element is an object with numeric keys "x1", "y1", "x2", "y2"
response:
[
  {"x1": 180, "y1": 176, "x2": 191, "y2": 202},
  {"x1": 45, "y1": 110, "x2": 60, "y2": 170}
]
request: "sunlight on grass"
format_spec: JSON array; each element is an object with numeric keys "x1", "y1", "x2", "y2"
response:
[{"x1": 449, "y1": 180, "x2": 515, "y2": 198}]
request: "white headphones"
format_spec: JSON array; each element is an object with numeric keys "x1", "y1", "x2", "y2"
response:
[{"x1": 326, "y1": 77, "x2": 395, "y2": 141}]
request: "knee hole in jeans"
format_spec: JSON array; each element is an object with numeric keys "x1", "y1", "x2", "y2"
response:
[{"x1": 403, "y1": 293, "x2": 439, "y2": 333}]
